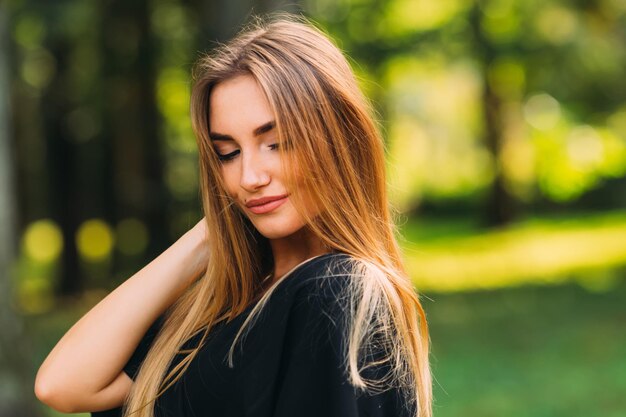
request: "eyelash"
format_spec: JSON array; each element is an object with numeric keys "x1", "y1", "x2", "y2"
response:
[{"x1": 217, "y1": 143, "x2": 281, "y2": 162}]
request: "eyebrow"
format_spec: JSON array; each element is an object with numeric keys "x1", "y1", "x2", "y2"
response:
[{"x1": 209, "y1": 120, "x2": 276, "y2": 141}]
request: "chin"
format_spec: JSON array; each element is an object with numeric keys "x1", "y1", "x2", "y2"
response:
[
  {"x1": 251, "y1": 219, "x2": 307, "y2": 240},
  {"x1": 256, "y1": 227, "x2": 307, "y2": 241}
]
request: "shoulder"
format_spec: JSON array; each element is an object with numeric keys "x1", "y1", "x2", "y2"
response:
[
  {"x1": 284, "y1": 252, "x2": 360, "y2": 301},
  {"x1": 292, "y1": 252, "x2": 355, "y2": 278},
  {"x1": 275, "y1": 252, "x2": 373, "y2": 336},
  {"x1": 273, "y1": 253, "x2": 358, "y2": 354}
]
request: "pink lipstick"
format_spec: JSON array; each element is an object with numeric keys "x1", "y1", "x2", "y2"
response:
[{"x1": 245, "y1": 194, "x2": 288, "y2": 214}]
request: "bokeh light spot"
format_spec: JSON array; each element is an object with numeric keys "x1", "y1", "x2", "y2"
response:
[
  {"x1": 566, "y1": 125, "x2": 604, "y2": 168},
  {"x1": 535, "y1": 5, "x2": 578, "y2": 45},
  {"x1": 488, "y1": 57, "x2": 525, "y2": 99},
  {"x1": 116, "y1": 218, "x2": 149, "y2": 256},
  {"x1": 17, "y1": 276, "x2": 55, "y2": 314},
  {"x1": 23, "y1": 219, "x2": 63, "y2": 263},
  {"x1": 21, "y1": 48, "x2": 57, "y2": 89},
  {"x1": 523, "y1": 93, "x2": 561, "y2": 131},
  {"x1": 13, "y1": 14, "x2": 46, "y2": 49},
  {"x1": 64, "y1": 107, "x2": 100, "y2": 143},
  {"x1": 76, "y1": 219, "x2": 114, "y2": 261}
]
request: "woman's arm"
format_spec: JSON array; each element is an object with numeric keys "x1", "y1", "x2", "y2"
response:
[{"x1": 34, "y1": 218, "x2": 210, "y2": 413}]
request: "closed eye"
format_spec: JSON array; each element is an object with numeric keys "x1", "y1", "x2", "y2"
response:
[
  {"x1": 216, "y1": 142, "x2": 287, "y2": 163},
  {"x1": 217, "y1": 150, "x2": 240, "y2": 162},
  {"x1": 272, "y1": 140, "x2": 293, "y2": 151}
]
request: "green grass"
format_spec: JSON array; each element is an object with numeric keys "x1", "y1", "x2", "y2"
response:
[
  {"x1": 425, "y1": 278, "x2": 626, "y2": 417},
  {"x1": 30, "y1": 278, "x2": 626, "y2": 417}
]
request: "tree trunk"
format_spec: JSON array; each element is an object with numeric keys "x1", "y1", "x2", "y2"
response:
[
  {"x1": 100, "y1": 0, "x2": 168, "y2": 258},
  {"x1": 0, "y1": 5, "x2": 43, "y2": 417},
  {"x1": 190, "y1": 0, "x2": 302, "y2": 52},
  {"x1": 42, "y1": 35, "x2": 83, "y2": 295},
  {"x1": 469, "y1": 4, "x2": 517, "y2": 227}
]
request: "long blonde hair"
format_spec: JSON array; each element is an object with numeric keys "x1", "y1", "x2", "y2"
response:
[{"x1": 124, "y1": 13, "x2": 431, "y2": 417}]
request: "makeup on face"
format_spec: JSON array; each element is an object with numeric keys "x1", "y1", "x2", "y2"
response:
[{"x1": 208, "y1": 75, "x2": 310, "y2": 240}]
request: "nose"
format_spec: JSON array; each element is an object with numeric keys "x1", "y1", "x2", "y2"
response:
[{"x1": 239, "y1": 151, "x2": 270, "y2": 192}]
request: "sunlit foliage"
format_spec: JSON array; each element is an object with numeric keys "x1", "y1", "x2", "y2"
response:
[
  {"x1": 7, "y1": 0, "x2": 626, "y2": 303},
  {"x1": 402, "y1": 211, "x2": 626, "y2": 292},
  {"x1": 384, "y1": 56, "x2": 491, "y2": 209},
  {"x1": 309, "y1": 0, "x2": 626, "y2": 211}
]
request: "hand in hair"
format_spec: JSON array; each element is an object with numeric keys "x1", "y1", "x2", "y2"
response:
[{"x1": 34, "y1": 218, "x2": 210, "y2": 413}]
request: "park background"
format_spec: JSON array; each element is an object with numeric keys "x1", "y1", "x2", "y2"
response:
[{"x1": 1, "y1": 0, "x2": 626, "y2": 416}]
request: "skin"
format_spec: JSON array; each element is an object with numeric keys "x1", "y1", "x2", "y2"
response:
[
  {"x1": 35, "y1": 219, "x2": 209, "y2": 412},
  {"x1": 34, "y1": 74, "x2": 328, "y2": 413},
  {"x1": 209, "y1": 74, "x2": 329, "y2": 281}
]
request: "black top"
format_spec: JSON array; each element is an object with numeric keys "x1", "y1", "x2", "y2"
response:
[{"x1": 92, "y1": 253, "x2": 414, "y2": 417}]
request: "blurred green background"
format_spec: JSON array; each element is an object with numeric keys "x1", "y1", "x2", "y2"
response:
[{"x1": 1, "y1": 0, "x2": 625, "y2": 416}]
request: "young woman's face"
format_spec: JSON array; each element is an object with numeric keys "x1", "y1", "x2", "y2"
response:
[{"x1": 208, "y1": 74, "x2": 312, "y2": 240}]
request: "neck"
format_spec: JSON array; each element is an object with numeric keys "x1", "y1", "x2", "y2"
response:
[{"x1": 269, "y1": 227, "x2": 330, "y2": 282}]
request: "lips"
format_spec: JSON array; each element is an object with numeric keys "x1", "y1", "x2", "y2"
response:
[
  {"x1": 245, "y1": 194, "x2": 289, "y2": 215},
  {"x1": 245, "y1": 194, "x2": 289, "y2": 208}
]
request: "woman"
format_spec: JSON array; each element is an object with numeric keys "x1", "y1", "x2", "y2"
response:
[{"x1": 35, "y1": 14, "x2": 432, "y2": 417}]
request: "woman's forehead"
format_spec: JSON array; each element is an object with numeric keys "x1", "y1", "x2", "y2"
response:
[{"x1": 209, "y1": 75, "x2": 275, "y2": 135}]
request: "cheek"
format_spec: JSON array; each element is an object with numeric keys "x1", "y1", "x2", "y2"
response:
[{"x1": 220, "y1": 165, "x2": 239, "y2": 197}]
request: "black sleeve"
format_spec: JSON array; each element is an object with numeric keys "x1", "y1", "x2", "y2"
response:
[
  {"x1": 271, "y1": 278, "x2": 415, "y2": 417},
  {"x1": 122, "y1": 315, "x2": 164, "y2": 380},
  {"x1": 91, "y1": 316, "x2": 164, "y2": 417}
]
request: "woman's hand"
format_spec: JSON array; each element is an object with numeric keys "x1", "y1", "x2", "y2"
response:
[{"x1": 34, "y1": 217, "x2": 211, "y2": 413}]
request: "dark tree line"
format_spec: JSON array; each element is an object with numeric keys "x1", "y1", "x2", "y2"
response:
[
  {"x1": 3, "y1": 1, "x2": 299, "y2": 415},
  {"x1": 10, "y1": 0, "x2": 301, "y2": 298}
]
